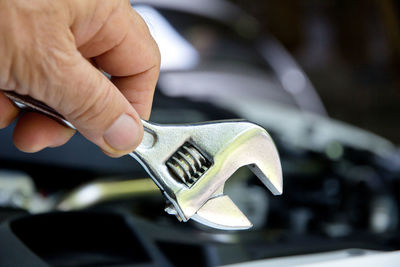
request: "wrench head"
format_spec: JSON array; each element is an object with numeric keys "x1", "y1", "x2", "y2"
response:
[{"x1": 132, "y1": 120, "x2": 283, "y2": 230}]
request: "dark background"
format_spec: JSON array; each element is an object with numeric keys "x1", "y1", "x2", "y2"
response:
[{"x1": 232, "y1": 0, "x2": 400, "y2": 144}]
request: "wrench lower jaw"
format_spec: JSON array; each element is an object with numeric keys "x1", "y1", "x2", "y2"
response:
[{"x1": 191, "y1": 195, "x2": 253, "y2": 230}]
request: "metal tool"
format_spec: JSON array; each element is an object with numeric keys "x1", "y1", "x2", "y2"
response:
[{"x1": 3, "y1": 91, "x2": 283, "y2": 230}]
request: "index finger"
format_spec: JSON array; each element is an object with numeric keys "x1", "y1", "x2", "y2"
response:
[
  {"x1": 0, "y1": 91, "x2": 19, "y2": 129},
  {"x1": 87, "y1": 7, "x2": 160, "y2": 119}
]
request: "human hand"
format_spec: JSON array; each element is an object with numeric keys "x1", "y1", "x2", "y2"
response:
[{"x1": 0, "y1": 0, "x2": 160, "y2": 157}]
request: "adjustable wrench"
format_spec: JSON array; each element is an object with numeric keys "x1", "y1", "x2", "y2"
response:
[{"x1": 3, "y1": 91, "x2": 283, "y2": 230}]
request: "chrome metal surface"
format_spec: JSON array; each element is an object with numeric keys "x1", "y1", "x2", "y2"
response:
[
  {"x1": 4, "y1": 90, "x2": 283, "y2": 230},
  {"x1": 130, "y1": 120, "x2": 283, "y2": 230},
  {"x1": 3, "y1": 91, "x2": 76, "y2": 130}
]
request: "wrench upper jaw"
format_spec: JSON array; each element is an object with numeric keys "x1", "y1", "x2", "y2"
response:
[
  {"x1": 249, "y1": 165, "x2": 282, "y2": 194},
  {"x1": 242, "y1": 128, "x2": 283, "y2": 196}
]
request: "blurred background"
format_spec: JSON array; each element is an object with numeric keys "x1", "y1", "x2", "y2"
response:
[
  {"x1": 234, "y1": 0, "x2": 400, "y2": 144},
  {"x1": 1, "y1": 0, "x2": 400, "y2": 266}
]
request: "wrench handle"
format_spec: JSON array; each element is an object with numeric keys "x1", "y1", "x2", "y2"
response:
[
  {"x1": 3, "y1": 90, "x2": 76, "y2": 129},
  {"x1": 2, "y1": 90, "x2": 151, "y2": 133}
]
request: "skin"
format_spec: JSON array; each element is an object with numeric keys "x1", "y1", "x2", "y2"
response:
[{"x1": 0, "y1": 0, "x2": 160, "y2": 157}]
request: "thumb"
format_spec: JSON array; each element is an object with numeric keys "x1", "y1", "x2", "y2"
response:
[{"x1": 53, "y1": 55, "x2": 143, "y2": 156}]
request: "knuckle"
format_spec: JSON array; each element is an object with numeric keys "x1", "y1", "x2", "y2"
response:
[
  {"x1": 0, "y1": 1, "x2": 76, "y2": 103},
  {"x1": 152, "y1": 42, "x2": 161, "y2": 68},
  {"x1": 67, "y1": 78, "x2": 115, "y2": 130}
]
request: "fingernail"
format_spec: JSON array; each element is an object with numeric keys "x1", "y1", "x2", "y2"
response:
[
  {"x1": 104, "y1": 114, "x2": 141, "y2": 151},
  {"x1": 49, "y1": 128, "x2": 76, "y2": 148}
]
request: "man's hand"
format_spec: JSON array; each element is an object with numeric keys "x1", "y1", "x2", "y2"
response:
[{"x1": 0, "y1": 0, "x2": 160, "y2": 157}]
